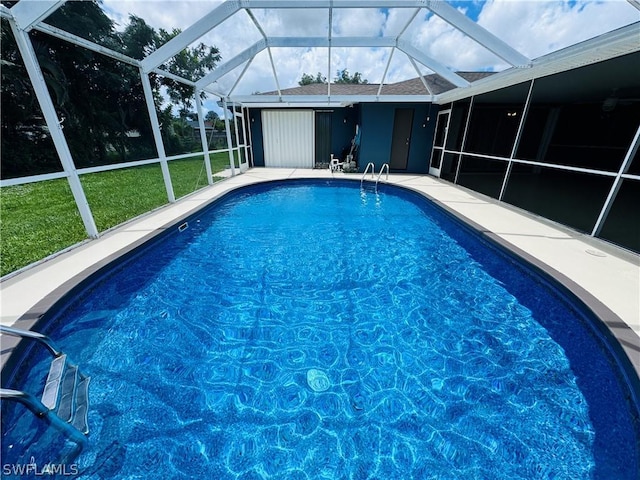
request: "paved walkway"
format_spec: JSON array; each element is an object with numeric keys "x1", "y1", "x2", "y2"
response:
[{"x1": 2, "y1": 168, "x2": 638, "y2": 370}]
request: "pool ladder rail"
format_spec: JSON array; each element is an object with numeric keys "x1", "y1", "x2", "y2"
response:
[
  {"x1": 0, "y1": 325, "x2": 90, "y2": 445},
  {"x1": 360, "y1": 162, "x2": 389, "y2": 192}
]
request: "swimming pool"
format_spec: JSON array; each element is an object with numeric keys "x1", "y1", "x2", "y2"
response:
[{"x1": 2, "y1": 179, "x2": 639, "y2": 478}]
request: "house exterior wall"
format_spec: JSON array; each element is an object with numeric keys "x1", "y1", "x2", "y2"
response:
[
  {"x1": 249, "y1": 107, "x2": 363, "y2": 167},
  {"x1": 359, "y1": 103, "x2": 437, "y2": 174},
  {"x1": 249, "y1": 103, "x2": 437, "y2": 174}
]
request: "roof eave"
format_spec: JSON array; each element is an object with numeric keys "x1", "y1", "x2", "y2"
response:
[{"x1": 231, "y1": 94, "x2": 435, "y2": 107}]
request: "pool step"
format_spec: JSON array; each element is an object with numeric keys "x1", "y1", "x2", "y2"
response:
[
  {"x1": 41, "y1": 354, "x2": 91, "y2": 435},
  {"x1": 0, "y1": 325, "x2": 90, "y2": 445}
]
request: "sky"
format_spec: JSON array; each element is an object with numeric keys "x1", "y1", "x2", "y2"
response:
[{"x1": 101, "y1": 0, "x2": 639, "y2": 112}]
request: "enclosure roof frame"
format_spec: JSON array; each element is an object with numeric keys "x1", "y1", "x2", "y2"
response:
[{"x1": 3, "y1": 0, "x2": 639, "y2": 106}]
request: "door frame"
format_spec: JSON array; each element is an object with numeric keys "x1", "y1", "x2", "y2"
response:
[
  {"x1": 429, "y1": 109, "x2": 451, "y2": 177},
  {"x1": 315, "y1": 110, "x2": 332, "y2": 167},
  {"x1": 389, "y1": 108, "x2": 414, "y2": 170}
]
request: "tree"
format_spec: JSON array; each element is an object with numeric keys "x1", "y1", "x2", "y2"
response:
[
  {"x1": 119, "y1": 15, "x2": 156, "y2": 60},
  {"x1": 298, "y1": 72, "x2": 327, "y2": 86},
  {"x1": 155, "y1": 27, "x2": 221, "y2": 114},
  {"x1": 1, "y1": 1, "x2": 222, "y2": 176},
  {"x1": 42, "y1": 3, "x2": 155, "y2": 165},
  {"x1": 119, "y1": 16, "x2": 221, "y2": 117},
  {"x1": 334, "y1": 69, "x2": 368, "y2": 84},
  {"x1": 1, "y1": 24, "x2": 60, "y2": 177},
  {"x1": 1, "y1": 0, "x2": 126, "y2": 175}
]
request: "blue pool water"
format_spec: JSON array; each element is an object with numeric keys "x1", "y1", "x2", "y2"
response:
[{"x1": 2, "y1": 180, "x2": 639, "y2": 479}]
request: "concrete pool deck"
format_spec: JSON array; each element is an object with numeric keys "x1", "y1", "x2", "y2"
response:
[{"x1": 1, "y1": 167, "x2": 638, "y2": 373}]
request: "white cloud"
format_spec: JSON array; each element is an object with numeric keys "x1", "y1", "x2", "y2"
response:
[
  {"x1": 101, "y1": 0, "x2": 639, "y2": 101},
  {"x1": 382, "y1": 8, "x2": 423, "y2": 37},
  {"x1": 104, "y1": 1, "x2": 219, "y2": 31},
  {"x1": 332, "y1": 8, "x2": 386, "y2": 36},
  {"x1": 251, "y1": 8, "x2": 329, "y2": 37},
  {"x1": 407, "y1": 12, "x2": 505, "y2": 72},
  {"x1": 476, "y1": 0, "x2": 639, "y2": 59}
]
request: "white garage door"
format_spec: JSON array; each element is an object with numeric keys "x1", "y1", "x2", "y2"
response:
[{"x1": 262, "y1": 110, "x2": 315, "y2": 168}]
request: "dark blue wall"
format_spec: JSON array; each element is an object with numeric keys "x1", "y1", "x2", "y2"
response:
[
  {"x1": 359, "y1": 103, "x2": 438, "y2": 174},
  {"x1": 248, "y1": 103, "x2": 437, "y2": 173},
  {"x1": 331, "y1": 106, "x2": 360, "y2": 161}
]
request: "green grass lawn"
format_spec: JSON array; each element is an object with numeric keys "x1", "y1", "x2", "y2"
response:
[{"x1": 0, "y1": 153, "x2": 230, "y2": 277}]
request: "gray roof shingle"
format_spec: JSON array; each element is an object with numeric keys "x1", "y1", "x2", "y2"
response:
[{"x1": 261, "y1": 71, "x2": 496, "y2": 97}]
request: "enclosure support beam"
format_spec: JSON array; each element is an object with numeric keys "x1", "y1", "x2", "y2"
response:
[
  {"x1": 327, "y1": 5, "x2": 333, "y2": 100},
  {"x1": 140, "y1": 69, "x2": 176, "y2": 203},
  {"x1": 245, "y1": 107, "x2": 255, "y2": 168},
  {"x1": 246, "y1": 9, "x2": 281, "y2": 99},
  {"x1": 377, "y1": 48, "x2": 395, "y2": 97},
  {"x1": 10, "y1": 0, "x2": 66, "y2": 31},
  {"x1": 397, "y1": 40, "x2": 469, "y2": 88},
  {"x1": 626, "y1": 0, "x2": 640, "y2": 12},
  {"x1": 141, "y1": 1, "x2": 240, "y2": 72},
  {"x1": 10, "y1": 22, "x2": 99, "y2": 238},
  {"x1": 408, "y1": 55, "x2": 432, "y2": 95},
  {"x1": 223, "y1": 99, "x2": 236, "y2": 176},
  {"x1": 498, "y1": 79, "x2": 535, "y2": 201},
  {"x1": 241, "y1": 106, "x2": 252, "y2": 168},
  {"x1": 591, "y1": 124, "x2": 640, "y2": 237},
  {"x1": 196, "y1": 40, "x2": 267, "y2": 89},
  {"x1": 453, "y1": 96, "x2": 474, "y2": 185},
  {"x1": 34, "y1": 22, "x2": 140, "y2": 67},
  {"x1": 424, "y1": 0, "x2": 530, "y2": 67},
  {"x1": 233, "y1": 108, "x2": 243, "y2": 170},
  {"x1": 195, "y1": 92, "x2": 214, "y2": 185},
  {"x1": 229, "y1": 56, "x2": 255, "y2": 96}
]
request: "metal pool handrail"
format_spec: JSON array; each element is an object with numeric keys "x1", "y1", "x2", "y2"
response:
[
  {"x1": 0, "y1": 388, "x2": 88, "y2": 446},
  {"x1": 0, "y1": 325, "x2": 62, "y2": 357},
  {"x1": 0, "y1": 325, "x2": 90, "y2": 445},
  {"x1": 361, "y1": 162, "x2": 375, "y2": 186},
  {"x1": 375, "y1": 163, "x2": 389, "y2": 191},
  {"x1": 1, "y1": 388, "x2": 49, "y2": 416}
]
